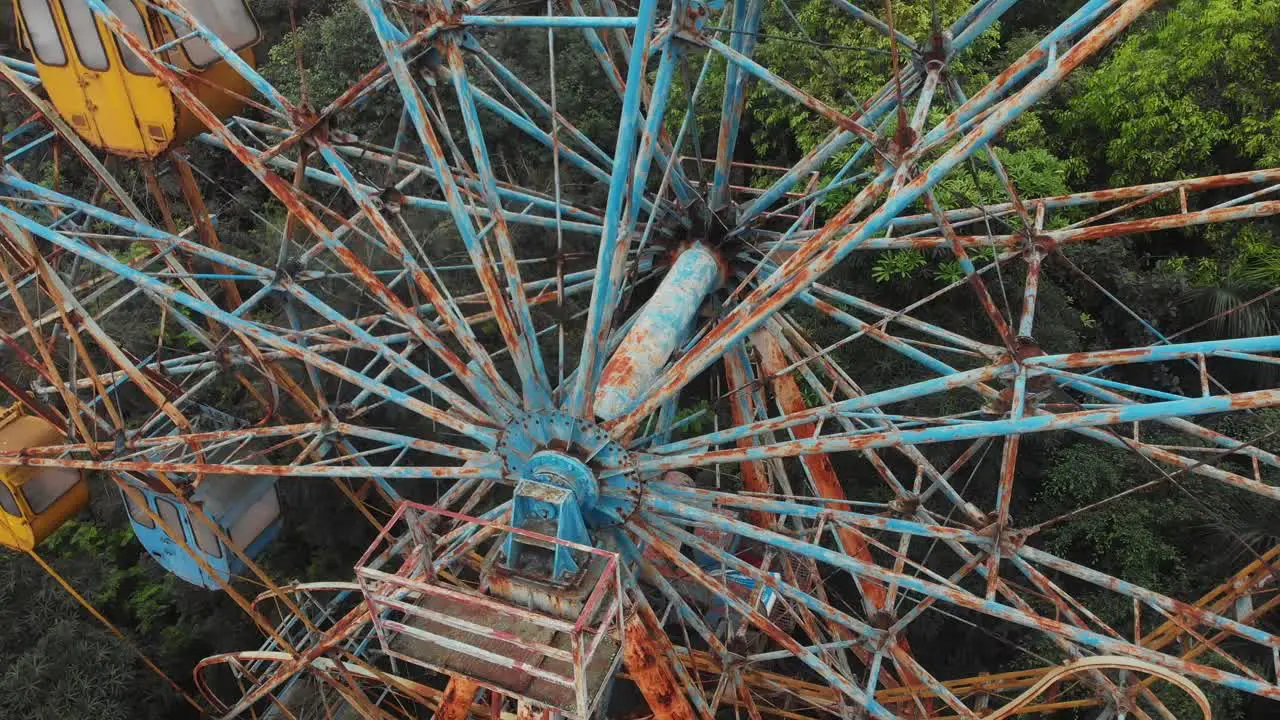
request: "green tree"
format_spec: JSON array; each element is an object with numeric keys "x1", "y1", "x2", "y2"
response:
[
  {"x1": 0, "y1": 550, "x2": 179, "y2": 720},
  {"x1": 1061, "y1": 0, "x2": 1280, "y2": 186}
]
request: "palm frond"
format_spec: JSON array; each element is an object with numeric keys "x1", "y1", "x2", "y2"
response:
[{"x1": 1179, "y1": 279, "x2": 1276, "y2": 339}]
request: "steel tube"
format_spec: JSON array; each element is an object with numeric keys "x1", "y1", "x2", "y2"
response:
[{"x1": 594, "y1": 244, "x2": 721, "y2": 421}]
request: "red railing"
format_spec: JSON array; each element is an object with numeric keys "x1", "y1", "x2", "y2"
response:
[{"x1": 355, "y1": 501, "x2": 625, "y2": 718}]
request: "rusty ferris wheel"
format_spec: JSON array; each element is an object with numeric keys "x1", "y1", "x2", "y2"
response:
[{"x1": 0, "y1": 0, "x2": 1277, "y2": 718}]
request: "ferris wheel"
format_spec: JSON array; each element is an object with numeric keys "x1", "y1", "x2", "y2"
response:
[{"x1": 0, "y1": 0, "x2": 1277, "y2": 718}]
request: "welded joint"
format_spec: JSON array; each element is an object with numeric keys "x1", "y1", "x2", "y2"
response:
[{"x1": 922, "y1": 30, "x2": 952, "y2": 70}]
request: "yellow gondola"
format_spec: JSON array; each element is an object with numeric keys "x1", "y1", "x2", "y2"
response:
[
  {"x1": 13, "y1": 0, "x2": 260, "y2": 158},
  {"x1": 0, "y1": 404, "x2": 88, "y2": 551}
]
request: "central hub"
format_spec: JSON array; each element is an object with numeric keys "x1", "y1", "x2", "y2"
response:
[
  {"x1": 496, "y1": 409, "x2": 640, "y2": 522},
  {"x1": 525, "y1": 450, "x2": 598, "y2": 509},
  {"x1": 495, "y1": 411, "x2": 640, "y2": 584}
]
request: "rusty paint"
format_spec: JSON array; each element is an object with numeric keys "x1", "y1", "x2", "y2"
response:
[{"x1": 623, "y1": 600, "x2": 699, "y2": 720}]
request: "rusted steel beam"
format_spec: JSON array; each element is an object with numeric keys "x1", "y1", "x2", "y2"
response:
[
  {"x1": 887, "y1": 167, "x2": 1280, "y2": 232},
  {"x1": 232, "y1": 116, "x2": 606, "y2": 224},
  {"x1": 311, "y1": 37, "x2": 545, "y2": 409},
  {"x1": 5, "y1": 221, "x2": 195, "y2": 437},
  {"x1": 639, "y1": 387, "x2": 1280, "y2": 478},
  {"x1": 594, "y1": 244, "x2": 722, "y2": 421},
  {"x1": 608, "y1": 0, "x2": 1168, "y2": 436},
  {"x1": 623, "y1": 598, "x2": 700, "y2": 720},
  {"x1": 646, "y1": 512, "x2": 977, "y2": 715},
  {"x1": 0, "y1": 453, "x2": 500, "y2": 480},
  {"x1": 650, "y1": 496, "x2": 1280, "y2": 701},
  {"x1": 722, "y1": 343, "x2": 772, "y2": 528},
  {"x1": 442, "y1": 44, "x2": 552, "y2": 407},
  {"x1": 924, "y1": 191, "x2": 1015, "y2": 349},
  {"x1": 87, "y1": 0, "x2": 515, "y2": 428},
  {"x1": 750, "y1": 327, "x2": 931, "y2": 712},
  {"x1": 6, "y1": 0, "x2": 1277, "y2": 717},
  {"x1": 692, "y1": 35, "x2": 879, "y2": 142},
  {"x1": 0, "y1": 256, "x2": 106, "y2": 443},
  {"x1": 565, "y1": 0, "x2": 664, "y2": 418},
  {"x1": 709, "y1": 0, "x2": 762, "y2": 211},
  {"x1": 631, "y1": 520, "x2": 896, "y2": 719},
  {"x1": 0, "y1": 199, "x2": 501, "y2": 444},
  {"x1": 196, "y1": 651, "x2": 451, "y2": 716},
  {"x1": 854, "y1": 198, "x2": 1280, "y2": 250},
  {"x1": 882, "y1": 545, "x2": 1280, "y2": 714},
  {"x1": 753, "y1": 328, "x2": 887, "y2": 610},
  {"x1": 765, "y1": 312, "x2": 988, "y2": 524}
]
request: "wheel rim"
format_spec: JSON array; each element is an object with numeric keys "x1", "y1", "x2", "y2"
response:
[{"x1": 0, "y1": 0, "x2": 1278, "y2": 717}]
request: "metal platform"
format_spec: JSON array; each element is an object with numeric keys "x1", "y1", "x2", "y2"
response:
[
  {"x1": 389, "y1": 591, "x2": 622, "y2": 715},
  {"x1": 356, "y1": 502, "x2": 626, "y2": 718}
]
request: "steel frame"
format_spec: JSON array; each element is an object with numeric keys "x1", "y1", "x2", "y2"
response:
[{"x1": 0, "y1": 0, "x2": 1277, "y2": 718}]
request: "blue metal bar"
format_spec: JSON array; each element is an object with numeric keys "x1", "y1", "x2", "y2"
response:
[
  {"x1": 731, "y1": 171, "x2": 871, "y2": 238},
  {"x1": 86, "y1": 0, "x2": 524, "y2": 418},
  {"x1": 922, "y1": 0, "x2": 1117, "y2": 150},
  {"x1": 1037, "y1": 367, "x2": 1188, "y2": 402},
  {"x1": 461, "y1": 14, "x2": 638, "y2": 27},
  {"x1": 738, "y1": 0, "x2": 1055, "y2": 229},
  {"x1": 701, "y1": 35, "x2": 875, "y2": 143},
  {"x1": 560, "y1": 0, "x2": 697, "y2": 212},
  {"x1": 622, "y1": 41, "x2": 679, "y2": 240},
  {"x1": 230, "y1": 116, "x2": 605, "y2": 224},
  {"x1": 828, "y1": 0, "x2": 918, "y2": 52},
  {"x1": 359, "y1": 0, "x2": 556, "y2": 415},
  {"x1": 652, "y1": 363, "x2": 1009, "y2": 454},
  {"x1": 1017, "y1": 544, "x2": 1280, "y2": 647},
  {"x1": 290, "y1": 143, "x2": 516, "y2": 422},
  {"x1": 645, "y1": 512, "x2": 886, "y2": 645},
  {"x1": 0, "y1": 55, "x2": 38, "y2": 75},
  {"x1": 628, "y1": 519, "x2": 898, "y2": 719},
  {"x1": 3, "y1": 174, "x2": 274, "y2": 281},
  {"x1": 1055, "y1": 372, "x2": 1280, "y2": 470},
  {"x1": 638, "y1": 388, "x2": 1280, "y2": 477},
  {"x1": 645, "y1": 496, "x2": 1280, "y2": 700},
  {"x1": 793, "y1": 287, "x2": 961, "y2": 376},
  {"x1": 607, "y1": 0, "x2": 1161, "y2": 434},
  {"x1": 568, "y1": 0, "x2": 662, "y2": 417},
  {"x1": 195, "y1": 133, "x2": 602, "y2": 236},
  {"x1": 807, "y1": 279, "x2": 1001, "y2": 354},
  {"x1": 710, "y1": 0, "x2": 764, "y2": 210},
  {"x1": 469, "y1": 87, "x2": 613, "y2": 183},
  {"x1": 4, "y1": 131, "x2": 55, "y2": 163},
  {"x1": 950, "y1": 0, "x2": 1020, "y2": 52},
  {"x1": 648, "y1": 482, "x2": 988, "y2": 544},
  {"x1": 464, "y1": 40, "x2": 615, "y2": 167},
  {"x1": 1, "y1": 121, "x2": 43, "y2": 145},
  {"x1": 1028, "y1": 335, "x2": 1280, "y2": 370},
  {"x1": 0, "y1": 67, "x2": 40, "y2": 86},
  {"x1": 733, "y1": 81, "x2": 909, "y2": 227},
  {"x1": 445, "y1": 45, "x2": 553, "y2": 408},
  {"x1": 0, "y1": 185, "x2": 500, "y2": 445}
]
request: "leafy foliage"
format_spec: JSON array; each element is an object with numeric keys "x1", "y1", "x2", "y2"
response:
[
  {"x1": 871, "y1": 248, "x2": 927, "y2": 282},
  {"x1": 1062, "y1": 0, "x2": 1280, "y2": 185},
  {"x1": 1036, "y1": 444, "x2": 1193, "y2": 592},
  {"x1": 0, "y1": 548, "x2": 176, "y2": 720},
  {"x1": 257, "y1": 0, "x2": 387, "y2": 115}
]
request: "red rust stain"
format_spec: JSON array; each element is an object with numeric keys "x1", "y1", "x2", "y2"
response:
[
  {"x1": 599, "y1": 352, "x2": 637, "y2": 388},
  {"x1": 623, "y1": 610, "x2": 698, "y2": 720},
  {"x1": 755, "y1": 330, "x2": 930, "y2": 713}
]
